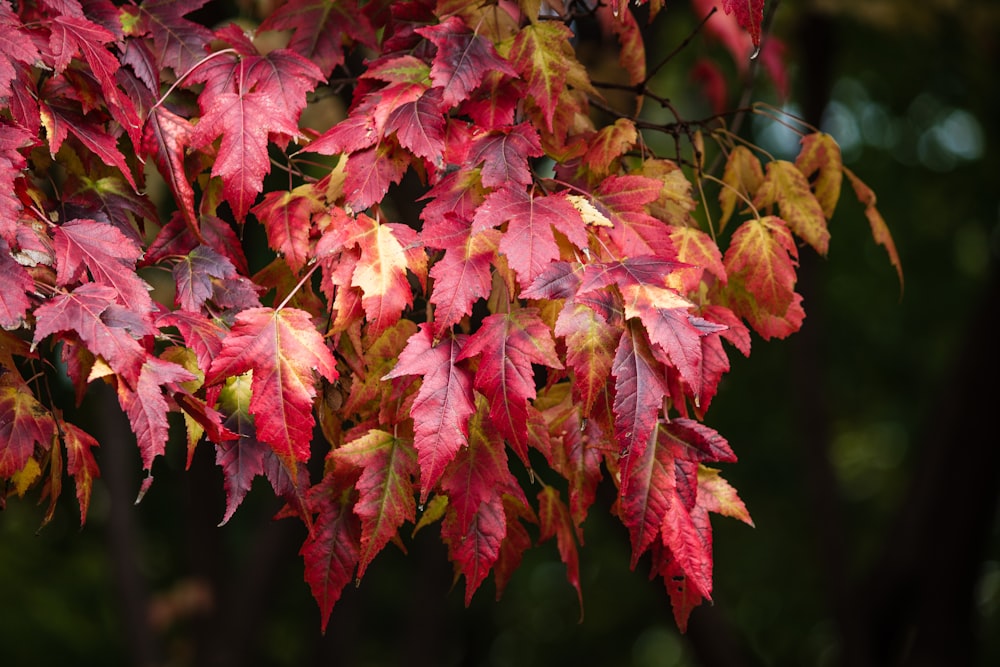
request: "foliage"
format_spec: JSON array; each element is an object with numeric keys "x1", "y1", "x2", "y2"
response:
[{"x1": 0, "y1": 0, "x2": 897, "y2": 632}]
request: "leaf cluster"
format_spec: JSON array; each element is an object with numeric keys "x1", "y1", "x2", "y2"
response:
[{"x1": 0, "y1": 0, "x2": 898, "y2": 632}]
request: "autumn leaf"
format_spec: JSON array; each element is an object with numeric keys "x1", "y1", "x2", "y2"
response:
[
  {"x1": 795, "y1": 132, "x2": 843, "y2": 219},
  {"x1": 753, "y1": 160, "x2": 830, "y2": 255},
  {"x1": 591, "y1": 175, "x2": 676, "y2": 258},
  {"x1": 466, "y1": 123, "x2": 543, "y2": 188},
  {"x1": 554, "y1": 300, "x2": 618, "y2": 416},
  {"x1": 123, "y1": 0, "x2": 214, "y2": 74},
  {"x1": 188, "y1": 32, "x2": 324, "y2": 220},
  {"x1": 722, "y1": 215, "x2": 802, "y2": 339},
  {"x1": 428, "y1": 225, "x2": 499, "y2": 336},
  {"x1": 252, "y1": 184, "x2": 324, "y2": 274},
  {"x1": 300, "y1": 474, "x2": 361, "y2": 632},
  {"x1": 472, "y1": 187, "x2": 588, "y2": 291},
  {"x1": 721, "y1": 0, "x2": 766, "y2": 48},
  {"x1": 0, "y1": 239, "x2": 33, "y2": 329},
  {"x1": 416, "y1": 16, "x2": 517, "y2": 107},
  {"x1": 845, "y1": 167, "x2": 904, "y2": 290},
  {"x1": 719, "y1": 145, "x2": 764, "y2": 230},
  {"x1": 204, "y1": 307, "x2": 338, "y2": 472},
  {"x1": 142, "y1": 107, "x2": 198, "y2": 236},
  {"x1": 60, "y1": 419, "x2": 100, "y2": 526},
  {"x1": 538, "y1": 484, "x2": 583, "y2": 614},
  {"x1": 384, "y1": 325, "x2": 475, "y2": 500},
  {"x1": 697, "y1": 465, "x2": 753, "y2": 525},
  {"x1": 332, "y1": 429, "x2": 419, "y2": 578},
  {"x1": 0, "y1": 386, "x2": 55, "y2": 478},
  {"x1": 458, "y1": 309, "x2": 563, "y2": 464},
  {"x1": 507, "y1": 20, "x2": 584, "y2": 132},
  {"x1": 33, "y1": 283, "x2": 149, "y2": 386},
  {"x1": 258, "y1": 0, "x2": 377, "y2": 77}
]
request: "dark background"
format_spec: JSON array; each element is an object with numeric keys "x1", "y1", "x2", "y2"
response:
[{"x1": 1, "y1": 2, "x2": 997, "y2": 666}]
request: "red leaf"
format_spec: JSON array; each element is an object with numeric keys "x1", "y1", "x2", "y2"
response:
[
  {"x1": 0, "y1": 9, "x2": 41, "y2": 100},
  {"x1": 427, "y1": 226, "x2": 499, "y2": 336},
  {"x1": 54, "y1": 218, "x2": 151, "y2": 308},
  {"x1": 467, "y1": 124, "x2": 543, "y2": 188},
  {"x1": 188, "y1": 38, "x2": 324, "y2": 220},
  {"x1": 507, "y1": 21, "x2": 577, "y2": 132},
  {"x1": 0, "y1": 386, "x2": 55, "y2": 478},
  {"x1": 33, "y1": 283, "x2": 148, "y2": 386},
  {"x1": 385, "y1": 87, "x2": 447, "y2": 163},
  {"x1": 722, "y1": 215, "x2": 802, "y2": 339},
  {"x1": 753, "y1": 160, "x2": 830, "y2": 255},
  {"x1": 342, "y1": 141, "x2": 411, "y2": 211},
  {"x1": 61, "y1": 419, "x2": 100, "y2": 526},
  {"x1": 439, "y1": 397, "x2": 519, "y2": 604},
  {"x1": 332, "y1": 429, "x2": 419, "y2": 578},
  {"x1": 613, "y1": 322, "x2": 667, "y2": 495},
  {"x1": 416, "y1": 16, "x2": 516, "y2": 107},
  {"x1": 259, "y1": 0, "x2": 377, "y2": 77},
  {"x1": 204, "y1": 307, "x2": 338, "y2": 472},
  {"x1": 845, "y1": 167, "x2": 904, "y2": 290},
  {"x1": 721, "y1": 0, "x2": 766, "y2": 48},
  {"x1": 554, "y1": 300, "x2": 618, "y2": 416},
  {"x1": 124, "y1": 0, "x2": 212, "y2": 74},
  {"x1": 458, "y1": 309, "x2": 563, "y2": 464},
  {"x1": 384, "y1": 325, "x2": 475, "y2": 500},
  {"x1": 142, "y1": 107, "x2": 198, "y2": 236},
  {"x1": 698, "y1": 465, "x2": 753, "y2": 526},
  {"x1": 172, "y1": 245, "x2": 238, "y2": 312},
  {"x1": 252, "y1": 185, "x2": 324, "y2": 274},
  {"x1": 300, "y1": 475, "x2": 361, "y2": 632},
  {"x1": 215, "y1": 372, "x2": 310, "y2": 524},
  {"x1": 472, "y1": 187, "x2": 588, "y2": 291},
  {"x1": 117, "y1": 355, "x2": 196, "y2": 478},
  {"x1": 538, "y1": 484, "x2": 583, "y2": 614},
  {"x1": 0, "y1": 239, "x2": 33, "y2": 329},
  {"x1": 156, "y1": 309, "x2": 226, "y2": 375},
  {"x1": 591, "y1": 175, "x2": 676, "y2": 258}
]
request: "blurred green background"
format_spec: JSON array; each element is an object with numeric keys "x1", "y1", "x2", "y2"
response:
[{"x1": 2, "y1": 1, "x2": 998, "y2": 666}]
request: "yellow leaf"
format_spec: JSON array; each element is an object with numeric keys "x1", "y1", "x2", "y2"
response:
[
  {"x1": 795, "y1": 132, "x2": 843, "y2": 218},
  {"x1": 11, "y1": 457, "x2": 41, "y2": 497},
  {"x1": 754, "y1": 160, "x2": 830, "y2": 255},
  {"x1": 719, "y1": 146, "x2": 764, "y2": 231}
]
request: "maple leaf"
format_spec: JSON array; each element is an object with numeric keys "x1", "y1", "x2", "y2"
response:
[
  {"x1": 251, "y1": 184, "x2": 324, "y2": 274},
  {"x1": 416, "y1": 16, "x2": 517, "y2": 107},
  {"x1": 719, "y1": 145, "x2": 764, "y2": 230},
  {"x1": 350, "y1": 216, "x2": 415, "y2": 335},
  {"x1": 384, "y1": 87, "x2": 447, "y2": 163},
  {"x1": 667, "y1": 226, "x2": 727, "y2": 295},
  {"x1": 583, "y1": 118, "x2": 637, "y2": 177},
  {"x1": 33, "y1": 283, "x2": 149, "y2": 386},
  {"x1": 721, "y1": 0, "x2": 766, "y2": 49},
  {"x1": 697, "y1": 465, "x2": 753, "y2": 525},
  {"x1": 845, "y1": 167, "x2": 904, "y2": 290},
  {"x1": 0, "y1": 386, "x2": 55, "y2": 478},
  {"x1": 591, "y1": 175, "x2": 676, "y2": 258},
  {"x1": 300, "y1": 474, "x2": 361, "y2": 632},
  {"x1": 0, "y1": 239, "x2": 33, "y2": 329},
  {"x1": 188, "y1": 33, "x2": 324, "y2": 220},
  {"x1": 39, "y1": 94, "x2": 138, "y2": 190},
  {"x1": 53, "y1": 218, "x2": 151, "y2": 309},
  {"x1": 156, "y1": 309, "x2": 226, "y2": 376},
  {"x1": 142, "y1": 107, "x2": 198, "y2": 236},
  {"x1": 384, "y1": 325, "x2": 475, "y2": 500},
  {"x1": 439, "y1": 395, "x2": 521, "y2": 604},
  {"x1": 428, "y1": 226, "x2": 499, "y2": 336},
  {"x1": 46, "y1": 13, "x2": 142, "y2": 146},
  {"x1": 342, "y1": 140, "x2": 412, "y2": 211},
  {"x1": 722, "y1": 215, "x2": 802, "y2": 339},
  {"x1": 258, "y1": 0, "x2": 378, "y2": 77},
  {"x1": 204, "y1": 307, "x2": 339, "y2": 472},
  {"x1": 472, "y1": 187, "x2": 588, "y2": 291},
  {"x1": 613, "y1": 322, "x2": 668, "y2": 493},
  {"x1": 538, "y1": 484, "x2": 583, "y2": 614},
  {"x1": 60, "y1": 419, "x2": 100, "y2": 526},
  {"x1": 116, "y1": 355, "x2": 196, "y2": 484},
  {"x1": 795, "y1": 132, "x2": 843, "y2": 219},
  {"x1": 554, "y1": 300, "x2": 619, "y2": 416},
  {"x1": 753, "y1": 160, "x2": 830, "y2": 255},
  {"x1": 215, "y1": 372, "x2": 310, "y2": 524},
  {"x1": 506, "y1": 21, "x2": 581, "y2": 132},
  {"x1": 458, "y1": 309, "x2": 563, "y2": 464},
  {"x1": 0, "y1": 123, "x2": 34, "y2": 237},
  {"x1": 123, "y1": 0, "x2": 214, "y2": 75},
  {"x1": 0, "y1": 8, "x2": 41, "y2": 100},
  {"x1": 332, "y1": 429, "x2": 419, "y2": 578},
  {"x1": 466, "y1": 123, "x2": 543, "y2": 188},
  {"x1": 172, "y1": 245, "x2": 239, "y2": 312}
]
